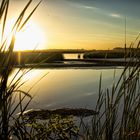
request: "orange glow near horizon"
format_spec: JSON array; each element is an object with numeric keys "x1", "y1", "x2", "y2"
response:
[
  {"x1": 0, "y1": 18, "x2": 134, "y2": 51},
  {"x1": 0, "y1": 0, "x2": 139, "y2": 51}
]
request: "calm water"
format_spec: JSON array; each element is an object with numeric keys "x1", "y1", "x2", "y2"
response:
[{"x1": 9, "y1": 67, "x2": 123, "y2": 110}]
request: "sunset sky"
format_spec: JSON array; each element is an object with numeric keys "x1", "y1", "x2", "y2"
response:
[{"x1": 9, "y1": 0, "x2": 140, "y2": 50}]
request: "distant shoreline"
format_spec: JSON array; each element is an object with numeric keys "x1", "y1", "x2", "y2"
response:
[{"x1": 14, "y1": 58, "x2": 139, "y2": 69}]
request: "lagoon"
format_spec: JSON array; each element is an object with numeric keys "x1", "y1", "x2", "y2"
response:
[{"x1": 10, "y1": 67, "x2": 123, "y2": 110}]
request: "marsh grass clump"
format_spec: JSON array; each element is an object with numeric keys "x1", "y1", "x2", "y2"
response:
[
  {"x1": 85, "y1": 40, "x2": 140, "y2": 140},
  {"x1": 0, "y1": 0, "x2": 42, "y2": 139},
  {"x1": 14, "y1": 115, "x2": 79, "y2": 140}
]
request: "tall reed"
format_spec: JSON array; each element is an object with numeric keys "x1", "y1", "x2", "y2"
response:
[
  {"x1": 85, "y1": 39, "x2": 140, "y2": 140},
  {"x1": 0, "y1": 0, "x2": 41, "y2": 139}
]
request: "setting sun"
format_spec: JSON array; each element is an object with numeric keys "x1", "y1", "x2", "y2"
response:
[
  {"x1": 0, "y1": 19, "x2": 46, "y2": 51},
  {"x1": 14, "y1": 22, "x2": 46, "y2": 51}
]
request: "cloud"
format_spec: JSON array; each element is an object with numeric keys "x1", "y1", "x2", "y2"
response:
[
  {"x1": 110, "y1": 13, "x2": 122, "y2": 18},
  {"x1": 79, "y1": 5, "x2": 98, "y2": 10},
  {"x1": 73, "y1": 3, "x2": 98, "y2": 10},
  {"x1": 74, "y1": 4, "x2": 122, "y2": 19}
]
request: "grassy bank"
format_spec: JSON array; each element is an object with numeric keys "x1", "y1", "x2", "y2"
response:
[{"x1": 0, "y1": 52, "x2": 64, "y2": 65}]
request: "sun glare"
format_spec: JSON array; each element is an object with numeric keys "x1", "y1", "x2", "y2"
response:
[
  {"x1": 14, "y1": 23, "x2": 46, "y2": 51},
  {"x1": 0, "y1": 19, "x2": 46, "y2": 51}
]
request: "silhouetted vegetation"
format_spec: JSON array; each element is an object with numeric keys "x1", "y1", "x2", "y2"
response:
[
  {"x1": 0, "y1": 0, "x2": 42, "y2": 139},
  {"x1": 0, "y1": 52, "x2": 64, "y2": 65},
  {"x1": 84, "y1": 48, "x2": 140, "y2": 59}
]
